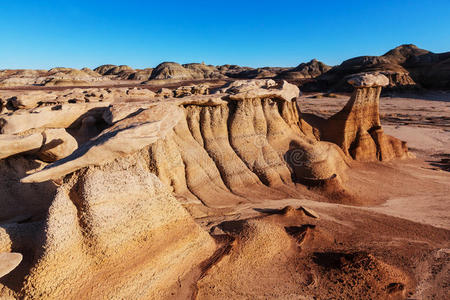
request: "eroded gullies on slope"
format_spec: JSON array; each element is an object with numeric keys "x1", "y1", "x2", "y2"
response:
[{"x1": 0, "y1": 75, "x2": 426, "y2": 298}]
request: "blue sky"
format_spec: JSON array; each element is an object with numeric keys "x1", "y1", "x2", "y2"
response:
[{"x1": 1, "y1": 0, "x2": 449, "y2": 69}]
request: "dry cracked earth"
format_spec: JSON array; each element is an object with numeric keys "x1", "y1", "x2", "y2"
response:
[{"x1": 0, "y1": 72, "x2": 448, "y2": 299}]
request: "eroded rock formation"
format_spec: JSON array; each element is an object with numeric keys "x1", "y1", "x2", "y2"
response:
[
  {"x1": 0, "y1": 78, "x2": 413, "y2": 298},
  {"x1": 319, "y1": 73, "x2": 409, "y2": 161}
]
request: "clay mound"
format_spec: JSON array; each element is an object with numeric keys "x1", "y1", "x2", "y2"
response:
[
  {"x1": 93, "y1": 64, "x2": 118, "y2": 75},
  {"x1": 128, "y1": 68, "x2": 153, "y2": 81},
  {"x1": 0, "y1": 77, "x2": 37, "y2": 87},
  {"x1": 150, "y1": 62, "x2": 196, "y2": 81},
  {"x1": 278, "y1": 59, "x2": 332, "y2": 80},
  {"x1": 308, "y1": 55, "x2": 416, "y2": 91},
  {"x1": 148, "y1": 62, "x2": 225, "y2": 82},
  {"x1": 217, "y1": 64, "x2": 253, "y2": 77},
  {"x1": 80, "y1": 67, "x2": 101, "y2": 77},
  {"x1": 104, "y1": 65, "x2": 134, "y2": 76},
  {"x1": 183, "y1": 63, "x2": 226, "y2": 79},
  {"x1": 383, "y1": 44, "x2": 431, "y2": 64},
  {"x1": 0, "y1": 67, "x2": 107, "y2": 87},
  {"x1": 196, "y1": 211, "x2": 409, "y2": 299}
]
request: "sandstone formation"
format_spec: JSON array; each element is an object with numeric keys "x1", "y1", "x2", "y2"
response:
[
  {"x1": 0, "y1": 78, "x2": 418, "y2": 298},
  {"x1": 22, "y1": 80, "x2": 349, "y2": 199},
  {"x1": 316, "y1": 73, "x2": 409, "y2": 161}
]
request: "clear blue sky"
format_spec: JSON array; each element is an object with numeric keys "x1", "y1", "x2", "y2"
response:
[{"x1": 1, "y1": 0, "x2": 449, "y2": 69}]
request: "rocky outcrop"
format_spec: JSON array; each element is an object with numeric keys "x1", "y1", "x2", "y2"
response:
[
  {"x1": 22, "y1": 104, "x2": 184, "y2": 183},
  {"x1": 183, "y1": 63, "x2": 226, "y2": 79},
  {"x1": 150, "y1": 62, "x2": 194, "y2": 80},
  {"x1": 318, "y1": 73, "x2": 409, "y2": 161},
  {"x1": 93, "y1": 65, "x2": 137, "y2": 80}
]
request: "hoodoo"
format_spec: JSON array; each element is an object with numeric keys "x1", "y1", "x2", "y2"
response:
[{"x1": 319, "y1": 73, "x2": 409, "y2": 161}]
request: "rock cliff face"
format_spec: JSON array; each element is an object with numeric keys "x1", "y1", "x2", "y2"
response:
[{"x1": 0, "y1": 77, "x2": 410, "y2": 298}]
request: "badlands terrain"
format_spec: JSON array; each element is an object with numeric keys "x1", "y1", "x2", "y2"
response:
[{"x1": 0, "y1": 44, "x2": 449, "y2": 299}]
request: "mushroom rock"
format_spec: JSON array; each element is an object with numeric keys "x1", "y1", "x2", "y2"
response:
[{"x1": 320, "y1": 73, "x2": 409, "y2": 161}]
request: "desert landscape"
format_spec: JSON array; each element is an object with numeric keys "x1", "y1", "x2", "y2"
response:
[{"x1": 0, "y1": 7, "x2": 449, "y2": 293}]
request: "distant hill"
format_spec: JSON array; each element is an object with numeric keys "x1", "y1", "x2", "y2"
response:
[{"x1": 302, "y1": 44, "x2": 450, "y2": 91}]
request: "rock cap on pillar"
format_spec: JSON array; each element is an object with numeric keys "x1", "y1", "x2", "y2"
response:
[{"x1": 347, "y1": 73, "x2": 389, "y2": 88}]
